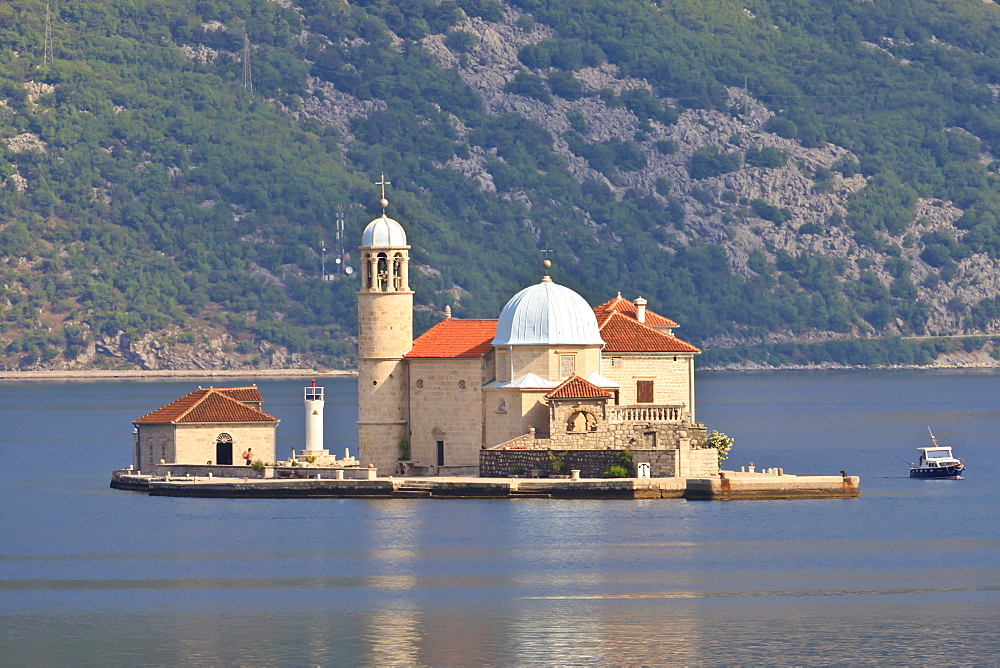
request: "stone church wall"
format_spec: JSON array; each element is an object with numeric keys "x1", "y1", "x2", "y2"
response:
[
  {"x1": 408, "y1": 357, "x2": 486, "y2": 467},
  {"x1": 136, "y1": 423, "x2": 174, "y2": 471}
]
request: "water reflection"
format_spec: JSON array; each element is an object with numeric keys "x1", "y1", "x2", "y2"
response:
[
  {"x1": 363, "y1": 603, "x2": 422, "y2": 666},
  {"x1": 6, "y1": 373, "x2": 1000, "y2": 664}
]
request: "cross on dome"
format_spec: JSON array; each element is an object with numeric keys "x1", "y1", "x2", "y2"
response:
[
  {"x1": 375, "y1": 173, "x2": 391, "y2": 215},
  {"x1": 540, "y1": 248, "x2": 553, "y2": 282}
]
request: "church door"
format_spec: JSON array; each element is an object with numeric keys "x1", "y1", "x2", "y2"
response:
[
  {"x1": 437, "y1": 440, "x2": 445, "y2": 467},
  {"x1": 216, "y1": 433, "x2": 234, "y2": 465}
]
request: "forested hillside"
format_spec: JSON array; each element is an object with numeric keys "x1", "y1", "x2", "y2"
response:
[{"x1": 1, "y1": 0, "x2": 999, "y2": 370}]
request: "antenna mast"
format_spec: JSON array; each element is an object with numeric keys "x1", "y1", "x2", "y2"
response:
[
  {"x1": 335, "y1": 205, "x2": 345, "y2": 273},
  {"x1": 242, "y1": 33, "x2": 253, "y2": 94},
  {"x1": 43, "y1": 4, "x2": 53, "y2": 64}
]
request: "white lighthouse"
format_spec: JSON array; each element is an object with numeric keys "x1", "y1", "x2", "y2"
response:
[
  {"x1": 302, "y1": 379, "x2": 325, "y2": 457},
  {"x1": 284, "y1": 379, "x2": 358, "y2": 469}
]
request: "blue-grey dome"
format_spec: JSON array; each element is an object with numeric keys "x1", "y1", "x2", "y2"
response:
[
  {"x1": 492, "y1": 279, "x2": 604, "y2": 346},
  {"x1": 361, "y1": 215, "x2": 407, "y2": 247}
]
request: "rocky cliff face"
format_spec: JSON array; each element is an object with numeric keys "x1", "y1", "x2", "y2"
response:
[
  {"x1": 5, "y1": 327, "x2": 309, "y2": 372},
  {"x1": 288, "y1": 3, "x2": 1000, "y2": 345}
]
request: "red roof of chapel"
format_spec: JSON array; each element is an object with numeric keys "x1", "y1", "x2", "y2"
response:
[
  {"x1": 133, "y1": 386, "x2": 278, "y2": 424},
  {"x1": 545, "y1": 375, "x2": 614, "y2": 399}
]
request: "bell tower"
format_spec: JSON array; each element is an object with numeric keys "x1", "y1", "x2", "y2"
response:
[{"x1": 356, "y1": 177, "x2": 412, "y2": 473}]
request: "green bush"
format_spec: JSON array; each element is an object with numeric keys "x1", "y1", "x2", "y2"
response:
[
  {"x1": 548, "y1": 71, "x2": 583, "y2": 100},
  {"x1": 745, "y1": 147, "x2": 787, "y2": 169},
  {"x1": 689, "y1": 147, "x2": 741, "y2": 179},
  {"x1": 445, "y1": 30, "x2": 479, "y2": 53},
  {"x1": 751, "y1": 199, "x2": 792, "y2": 224},
  {"x1": 602, "y1": 465, "x2": 629, "y2": 478},
  {"x1": 548, "y1": 450, "x2": 568, "y2": 474},
  {"x1": 505, "y1": 70, "x2": 552, "y2": 103},
  {"x1": 654, "y1": 139, "x2": 678, "y2": 154}
]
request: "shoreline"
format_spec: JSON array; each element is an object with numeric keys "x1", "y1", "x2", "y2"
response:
[
  {"x1": 0, "y1": 368, "x2": 357, "y2": 381},
  {"x1": 4, "y1": 362, "x2": 1000, "y2": 381}
]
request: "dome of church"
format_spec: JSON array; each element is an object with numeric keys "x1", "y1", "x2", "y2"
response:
[
  {"x1": 361, "y1": 215, "x2": 407, "y2": 247},
  {"x1": 493, "y1": 279, "x2": 605, "y2": 346}
]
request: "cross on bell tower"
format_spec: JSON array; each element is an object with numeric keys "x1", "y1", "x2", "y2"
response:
[{"x1": 376, "y1": 173, "x2": 391, "y2": 213}]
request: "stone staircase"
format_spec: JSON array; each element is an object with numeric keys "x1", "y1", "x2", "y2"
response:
[{"x1": 392, "y1": 481, "x2": 435, "y2": 498}]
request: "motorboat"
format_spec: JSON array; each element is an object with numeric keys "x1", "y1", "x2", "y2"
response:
[{"x1": 909, "y1": 428, "x2": 965, "y2": 479}]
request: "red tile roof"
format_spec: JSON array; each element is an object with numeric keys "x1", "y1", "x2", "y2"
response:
[
  {"x1": 546, "y1": 374, "x2": 613, "y2": 399},
  {"x1": 402, "y1": 299, "x2": 696, "y2": 359},
  {"x1": 215, "y1": 386, "x2": 264, "y2": 403},
  {"x1": 593, "y1": 294, "x2": 679, "y2": 328},
  {"x1": 599, "y1": 312, "x2": 700, "y2": 353},
  {"x1": 134, "y1": 387, "x2": 278, "y2": 424},
  {"x1": 405, "y1": 318, "x2": 498, "y2": 359}
]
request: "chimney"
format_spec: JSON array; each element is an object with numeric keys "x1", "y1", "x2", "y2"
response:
[{"x1": 635, "y1": 297, "x2": 647, "y2": 324}]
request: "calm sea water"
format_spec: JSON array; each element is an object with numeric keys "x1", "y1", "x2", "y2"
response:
[{"x1": 3, "y1": 370, "x2": 1000, "y2": 665}]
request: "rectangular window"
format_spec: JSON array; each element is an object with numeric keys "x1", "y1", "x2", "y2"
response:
[
  {"x1": 611, "y1": 357, "x2": 623, "y2": 368},
  {"x1": 498, "y1": 353, "x2": 510, "y2": 382},
  {"x1": 559, "y1": 354, "x2": 575, "y2": 378},
  {"x1": 637, "y1": 380, "x2": 654, "y2": 404}
]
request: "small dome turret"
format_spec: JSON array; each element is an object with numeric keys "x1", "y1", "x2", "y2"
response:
[{"x1": 361, "y1": 215, "x2": 407, "y2": 248}]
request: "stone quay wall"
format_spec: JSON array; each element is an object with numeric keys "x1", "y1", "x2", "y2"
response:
[{"x1": 480, "y1": 448, "x2": 684, "y2": 478}]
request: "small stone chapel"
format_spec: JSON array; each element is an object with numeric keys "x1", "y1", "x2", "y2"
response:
[{"x1": 132, "y1": 386, "x2": 279, "y2": 470}]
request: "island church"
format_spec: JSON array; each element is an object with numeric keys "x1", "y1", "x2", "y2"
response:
[{"x1": 357, "y1": 190, "x2": 718, "y2": 478}]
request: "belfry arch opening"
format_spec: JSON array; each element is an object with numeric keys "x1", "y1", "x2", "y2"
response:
[
  {"x1": 377, "y1": 252, "x2": 389, "y2": 291},
  {"x1": 363, "y1": 250, "x2": 408, "y2": 293}
]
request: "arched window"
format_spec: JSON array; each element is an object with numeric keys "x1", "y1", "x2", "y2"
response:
[{"x1": 567, "y1": 411, "x2": 598, "y2": 433}]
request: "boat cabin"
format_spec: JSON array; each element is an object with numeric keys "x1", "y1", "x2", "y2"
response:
[{"x1": 916, "y1": 447, "x2": 961, "y2": 468}]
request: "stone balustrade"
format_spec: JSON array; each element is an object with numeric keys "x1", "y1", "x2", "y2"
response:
[{"x1": 608, "y1": 404, "x2": 685, "y2": 423}]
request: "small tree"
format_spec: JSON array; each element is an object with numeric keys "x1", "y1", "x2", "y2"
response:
[
  {"x1": 548, "y1": 450, "x2": 568, "y2": 474},
  {"x1": 707, "y1": 430, "x2": 734, "y2": 466},
  {"x1": 617, "y1": 449, "x2": 633, "y2": 468}
]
